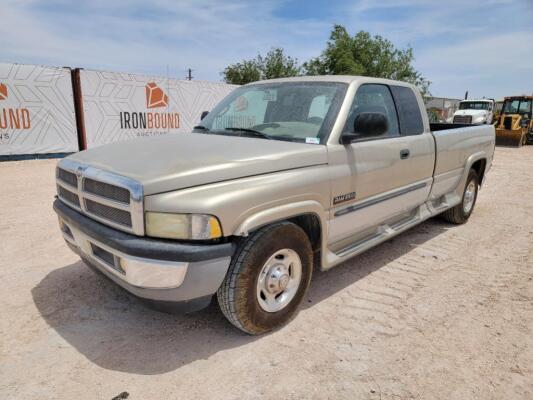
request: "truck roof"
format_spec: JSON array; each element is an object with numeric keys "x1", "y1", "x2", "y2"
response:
[
  {"x1": 460, "y1": 99, "x2": 494, "y2": 102},
  {"x1": 504, "y1": 95, "x2": 533, "y2": 100},
  {"x1": 247, "y1": 75, "x2": 416, "y2": 88}
]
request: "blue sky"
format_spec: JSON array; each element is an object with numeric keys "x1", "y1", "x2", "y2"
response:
[{"x1": 1, "y1": 0, "x2": 531, "y2": 99}]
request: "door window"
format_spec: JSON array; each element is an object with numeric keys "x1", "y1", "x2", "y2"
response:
[{"x1": 343, "y1": 84, "x2": 400, "y2": 139}]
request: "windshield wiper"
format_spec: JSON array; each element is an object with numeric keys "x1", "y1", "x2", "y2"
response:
[
  {"x1": 224, "y1": 127, "x2": 274, "y2": 140},
  {"x1": 193, "y1": 125, "x2": 210, "y2": 132}
]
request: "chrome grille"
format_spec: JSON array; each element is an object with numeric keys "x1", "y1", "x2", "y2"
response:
[
  {"x1": 83, "y1": 178, "x2": 131, "y2": 204},
  {"x1": 55, "y1": 160, "x2": 144, "y2": 235},
  {"x1": 57, "y1": 185, "x2": 80, "y2": 207},
  {"x1": 85, "y1": 199, "x2": 132, "y2": 227},
  {"x1": 453, "y1": 115, "x2": 472, "y2": 124},
  {"x1": 57, "y1": 168, "x2": 77, "y2": 187}
]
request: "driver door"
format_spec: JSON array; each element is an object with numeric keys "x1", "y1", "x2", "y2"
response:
[{"x1": 328, "y1": 84, "x2": 433, "y2": 248}]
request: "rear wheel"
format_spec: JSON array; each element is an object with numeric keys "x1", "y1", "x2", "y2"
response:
[
  {"x1": 441, "y1": 169, "x2": 479, "y2": 224},
  {"x1": 217, "y1": 221, "x2": 313, "y2": 334}
]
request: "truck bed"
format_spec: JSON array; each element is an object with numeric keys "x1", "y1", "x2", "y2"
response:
[
  {"x1": 428, "y1": 122, "x2": 495, "y2": 202},
  {"x1": 430, "y1": 123, "x2": 474, "y2": 131}
]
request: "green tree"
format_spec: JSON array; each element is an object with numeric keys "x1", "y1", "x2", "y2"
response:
[
  {"x1": 222, "y1": 48, "x2": 300, "y2": 85},
  {"x1": 303, "y1": 25, "x2": 431, "y2": 95},
  {"x1": 221, "y1": 60, "x2": 261, "y2": 86}
]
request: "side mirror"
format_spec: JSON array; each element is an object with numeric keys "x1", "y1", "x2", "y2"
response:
[
  {"x1": 341, "y1": 112, "x2": 389, "y2": 144},
  {"x1": 200, "y1": 111, "x2": 209, "y2": 120}
]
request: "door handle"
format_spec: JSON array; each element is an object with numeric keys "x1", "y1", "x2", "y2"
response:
[{"x1": 400, "y1": 149, "x2": 410, "y2": 159}]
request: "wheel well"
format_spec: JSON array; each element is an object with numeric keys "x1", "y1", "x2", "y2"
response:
[
  {"x1": 287, "y1": 214, "x2": 322, "y2": 252},
  {"x1": 471, "y1": 159, "x2": 487, "y2": 186}
]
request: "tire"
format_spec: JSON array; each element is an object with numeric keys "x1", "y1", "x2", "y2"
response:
[
  {"x1": 441, "y1": 169, "x2": 479, "y2": 224},
  {"x1": 217, "y1": 221, "x2": 313, "y2": 335}
]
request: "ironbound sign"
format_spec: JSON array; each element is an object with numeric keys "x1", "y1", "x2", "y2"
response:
[
  {"x1": 79, "y1": 69, "x2": 237, "y2": 148},
  {"x1": 0, "y1": 63, "x2": 77, "y2": 156}
]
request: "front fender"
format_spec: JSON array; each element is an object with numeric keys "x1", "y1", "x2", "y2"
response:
[{"x1": 233, "y1": 200, "x2": 328, "y2": 237}]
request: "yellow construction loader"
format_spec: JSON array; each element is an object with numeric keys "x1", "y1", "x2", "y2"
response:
[
  {"x1": 495, "y1": 96, "x2": 533, "y2": 147},
  {"x1": 492, "y1": 100, "x2": 504, "y2": 124}
]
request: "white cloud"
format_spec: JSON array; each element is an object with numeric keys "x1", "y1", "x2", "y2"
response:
[
  {"x1": 0, "y1": 0, "x2": 328, "y2": 80},
  {"x1": 416, "y1": 31, "x2": 533, "y2": 98},
  {"x1": 0, "y1": 0, "x2": 531, "y2": 98},
  {"x1": 342, "y1": 0, "x2": 533, "y2": 98}
]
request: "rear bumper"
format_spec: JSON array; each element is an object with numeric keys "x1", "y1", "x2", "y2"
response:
[{"x1": 54, "y1": 199, "x2": 234, "y2": 312}]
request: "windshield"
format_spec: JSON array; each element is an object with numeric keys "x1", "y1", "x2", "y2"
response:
[
  {"x1": 502, "y1": 99, "x2": 533, "y2": 115},
  {"x1": 195, "y1": 82, "x2": 347, "y2": 144},
  {"x1": 459, "y1": 101, "x2": 491, "y2": 110}
]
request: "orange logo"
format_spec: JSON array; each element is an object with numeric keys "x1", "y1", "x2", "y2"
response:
[
  {"x1": 0, "y1": 83, "x2": 7, "y2": 101},
  {"x1": 145, "y1": 82, "x2": 168, "y2": 108}
]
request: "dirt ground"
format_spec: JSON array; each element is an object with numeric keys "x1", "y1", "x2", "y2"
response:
[{"x1": 1, "y1": 146, "x2": 532, "y2": 400}]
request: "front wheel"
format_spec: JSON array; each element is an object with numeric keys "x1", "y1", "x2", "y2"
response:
[
  {"x1": 217, "y1": 222, "x2": 313, "y2": 335},
  {"x1": 441, "y1": 169, "x2": 479, "y2": 224}
]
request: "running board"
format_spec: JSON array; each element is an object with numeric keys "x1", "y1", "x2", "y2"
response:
[
  {"x1": 336, "y1": 214, "x2": 422, "y2": 258},
  {"x1": 324, "y1": 199, "x2": 445, "y2": 270}
]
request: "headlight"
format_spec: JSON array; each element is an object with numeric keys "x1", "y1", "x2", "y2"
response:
[{"x1": 145, "y1": 212, "x2": 222, "y2": 240}]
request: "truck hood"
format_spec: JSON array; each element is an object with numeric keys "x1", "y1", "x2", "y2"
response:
[
  {"x1": 455, "y1": 109, "x2": 489, "y2": 117},
  {"x1": 68, "y1": 133, "x2": 328, "y2": 195}
]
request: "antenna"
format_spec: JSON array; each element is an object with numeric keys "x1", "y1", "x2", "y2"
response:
[{"x1": 186, "y1": 68, "x2": 193, "y2": 81}]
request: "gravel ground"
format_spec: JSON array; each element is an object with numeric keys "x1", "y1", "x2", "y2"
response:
[{"x1": 1, "y1": 147, "x2": 532, "y2": 400}]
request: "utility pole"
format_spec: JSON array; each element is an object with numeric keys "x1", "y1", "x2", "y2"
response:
[{"x1": 186, "y1": 68, "x2": 193, "y2": 81}]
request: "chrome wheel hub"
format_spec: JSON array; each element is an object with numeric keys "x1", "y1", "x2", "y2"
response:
[
  {"x1": 257, "y1": 248, "x2": 302, "y2": 313},
  {"x1": 463, "y1": 180, "x2": 477, "y2": 214},
  {"x1": 266, "y1": 265, "x2": 290, "y2": 293}
]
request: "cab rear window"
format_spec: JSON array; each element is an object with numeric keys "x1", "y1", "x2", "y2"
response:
[{"x1": 390, "y1": 86, "x2": 424, "y2": 135}]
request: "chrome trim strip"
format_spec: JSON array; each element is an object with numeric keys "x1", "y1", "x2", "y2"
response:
[
  {"x1": 57, "y1": 158, "x2": 144, "y2": 235},
  {"x1": 56, "y1": 179, "x2": 77, "y2": 192},
  {"x1": 334, "y1": 182, "x2": 428, "y2": 217}
]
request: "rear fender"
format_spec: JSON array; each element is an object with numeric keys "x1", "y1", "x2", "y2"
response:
[{"x1": 456, "y1": 151, "x2": 489, "y2": 195}]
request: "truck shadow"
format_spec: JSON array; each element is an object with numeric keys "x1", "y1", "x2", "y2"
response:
[{"x1": 32, "y1": 218, "x2": 449, "y2": 375}]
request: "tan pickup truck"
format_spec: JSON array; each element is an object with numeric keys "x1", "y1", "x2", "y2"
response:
[{"x1": 54, "y1": 76, "x2": 495, "y2": 334}]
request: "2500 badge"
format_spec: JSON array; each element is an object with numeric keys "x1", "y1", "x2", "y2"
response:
[{"x1": 333, "y1": 191, "x2": 356, "y2": 205}]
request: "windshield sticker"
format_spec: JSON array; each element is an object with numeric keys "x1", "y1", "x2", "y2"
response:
[
  {"x1": 305, "y1": 137, "x2": 320, "y2": 144},
  {"x1": 234, "y1": 96, "x2": 248, "y2": 112}
]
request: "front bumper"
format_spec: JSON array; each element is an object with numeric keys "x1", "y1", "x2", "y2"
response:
[{"x1": 53, "y1": 199, "x2": 235, "y2": 312}]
